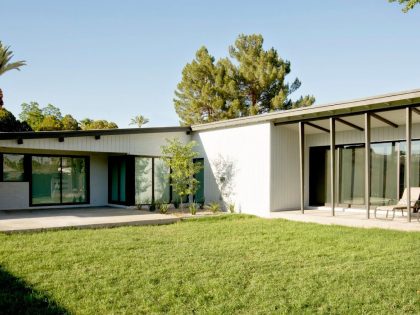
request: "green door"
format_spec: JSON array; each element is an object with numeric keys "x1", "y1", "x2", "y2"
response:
[{"x1": 194, "y1": 158, "x2": 204, "y2": 203}]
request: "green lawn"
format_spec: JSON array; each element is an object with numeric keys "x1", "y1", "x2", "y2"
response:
[{"x1": 0, "y1": 215, "x2": 419, "y2": 314}]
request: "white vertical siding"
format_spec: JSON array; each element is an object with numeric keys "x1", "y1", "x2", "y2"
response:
[
  {"x1": 270, "y1": 125, "x2": 303, "y2": 210},
  {"x1": 0, "y1": 131, "x2": 190, "y2": 155},
  {"x1": 193, "y1": 123, "x2": 272, "y2": 217}
]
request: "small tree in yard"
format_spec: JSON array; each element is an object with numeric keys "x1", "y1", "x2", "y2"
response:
[{"x1": 161, "y1": 138, "x2": 202, "y2": 208}]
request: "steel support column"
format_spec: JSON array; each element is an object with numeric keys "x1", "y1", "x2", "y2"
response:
[
  {"x1": 365, "y1": 113, "x2": 371, "y2": 219},
  {"x1": 330, "y1": 118, "x2": 336, "y2": 216},
  {"x1": 406, "y1": 107, "x2": 412, "y2": 222},
  {"x1": 299, "y1": 122, "x2": 305, "y2": 214}
]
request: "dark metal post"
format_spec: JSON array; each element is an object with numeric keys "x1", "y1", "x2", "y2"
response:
[
  {"x1": 364, "y1": 113, "x2": 371, "y2": 219},
  {"x1": 406, "y1": 107, "x2": 412, "y2": 222},
  {"x1": 299, "y1": 122, "x2": 305, "y2": 214},
  {"x1": 330, "y1": 118, "x2": 335, "y2": 216}
]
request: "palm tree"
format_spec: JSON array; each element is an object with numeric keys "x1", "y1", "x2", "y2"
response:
[
  {"x1": 129, "y1": 115, "x2": 149, "y2": 128},
  {"x1": 0, "y1": 42, "x2": 26, "y2": 108}
]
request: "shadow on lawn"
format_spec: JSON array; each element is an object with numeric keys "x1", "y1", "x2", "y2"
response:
[{"x1": 0, "y1": 265, "x2": 68, "y2": 314}]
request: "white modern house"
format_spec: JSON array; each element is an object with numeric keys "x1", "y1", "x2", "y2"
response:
[{"x1": 1, "y1": 89, "x2": 420, "y2": 222}]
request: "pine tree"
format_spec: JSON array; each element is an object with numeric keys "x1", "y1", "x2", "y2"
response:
[
  {"x1": 174, "y1": 34, "x2": 315, "y2": 125},
  {"x1": 174, "y1": 47, "x2": 242, "y2": 125}
]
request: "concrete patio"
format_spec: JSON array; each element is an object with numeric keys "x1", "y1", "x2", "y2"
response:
[
  {"x1": 0, "y1": 207, "x2": 182, "y2": 233},
  {"x1": 270, "y1": 209, "x2": 420, "y2": 232}
]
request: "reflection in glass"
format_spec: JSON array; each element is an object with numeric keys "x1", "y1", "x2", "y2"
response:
[
  {"x1": 3, "y1": 154, "x2": 25, "y2": 181},
  {"x1": 154, "y1": 158, "x2": 170, "y2": 203},
  {"x1": 339, "y1": 146, "x2": 365, "y2": 205},
  {"x1": 31, "y1": 156, "x2": 61, "y2": 205},
  {"x1": 135, "y1": 157, "x2": 152, "y2": 204},
  {"x1": 370, "y1": 143, "x2": 398, "y2": 206},
  {"x1": 61, "y1": 157, "x2": 87, "y2": 203}
]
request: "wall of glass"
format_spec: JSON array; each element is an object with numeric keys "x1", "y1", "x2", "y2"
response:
[
  {"x1": 3, "y1": 154, "x2": 25, "y2": 181},
  {"x1": 339, "y1": 146, "x2": 365, "y2": 205},
  {"x1": 154, "y1": 158, "x2": 170, "y2": 203},
  {"x1": 135, "y1": 157, "x2": 153, "y2": 204},
  {"x1": 31, "y1": 155, "x2": 88, "y2": 205},
  {"x1": 309, "y1": 140, "x2": 420, "y2": 207},
  {"x1": 135, "y1": 157, "x2": 171, "y2": 205},
  {"x1": 31, "y1": 156, "x2": 62, "y2": 205},
  {"x1": 61, "y1": 157, "x2": 87, "y2": 203}
]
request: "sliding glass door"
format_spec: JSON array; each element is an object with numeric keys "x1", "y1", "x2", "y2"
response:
[{"x1": 309, "y1": 140, "x2": 420, "y2": 207}]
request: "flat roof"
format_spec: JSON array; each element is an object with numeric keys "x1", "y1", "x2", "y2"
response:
[
  {"x1": 191, "y1": 88, "x2": 420, "y2": 131},
  {"x1": 0, "y1": 126, "x2": 191, "y2": 140}
]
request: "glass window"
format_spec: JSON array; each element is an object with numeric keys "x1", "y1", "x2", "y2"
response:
[
  {"x1": 400, "y1": 140, "x2": 420, "y2": 196},
  {"x1": 31, "y1": 156, "x2": 61, "y2": 205},
  {"x1": 370, "y1": 143, "x2": 398, "y2": 206},
  {"x1": 111, "y1": 162, "x2": 119, "y2": 201},
  {"x1": 61, "y1": 157, "x2": 87, "y2": 203},
  {"x1": 3, "y1": 154, "x2": 25, "y2": 181},
  {"x1": 135, "y1": 157, "x2": 152, "y2": 204},
  {"x1": 154, "y1": 158, "x2": 170, "y2": 203},
  {"x1": 339, "y1": 146, "x2": 365, "y2": 205}
]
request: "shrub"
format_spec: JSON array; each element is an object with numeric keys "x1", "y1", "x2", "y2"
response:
[
  {"x1": 159, "y1": 203, "x2": 169, "y2": 214},
  {"x1": 228, "y1": 203, "x2": 235, "y2": 213},
  {"x1": 189, "y1": 203, "x2": 198, "y2": 215},
  {"x1": 206, "y1": 202, "x2": 221, "y2": 214}
]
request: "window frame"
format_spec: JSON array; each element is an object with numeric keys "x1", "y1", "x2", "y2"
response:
[
  {"x1": 0, "y1": 153, "x2": 28, "y2": 182},
  {"x1": 29, "y1": 153, "x2": 90, "y2": 207}
]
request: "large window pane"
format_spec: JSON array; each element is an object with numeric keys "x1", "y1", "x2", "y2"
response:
[
  {"x1": 120, "y1": 159, "x2": 126, "y2": 202},
  {"x1": 370, "y1": 143, "x2": 398, "y2": 206},
  {"x1": 32, "y1": 156, "x2": 61, "y2": 205},
  {"x1": 339, "y1": 146, "x2": 365, "y2": 205},
  {"x1": 3, "y1": 154, "x2": 25, "y2": 181},
  {"x1": 61, "y1": 157, "x2": 87, "y2": 203},
  {"x1": 154, "y1": 158, "x2": 170, "y2": 203},
  {"x1": 110, "y1": 162, "x2": 119, "y2": 201},
  {"x1": 135, "y1": 157, "x2": 152, "y2": 204},
  {"x1": 400, "y1": 140, "x2": 420, "y2": 195}
]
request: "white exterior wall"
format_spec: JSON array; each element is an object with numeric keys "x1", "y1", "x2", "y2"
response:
[
  {"x1": 193, "y1": 123, "x2": 272, "y2": 217},
  {"x1": 0, "y1": 182, "x2": 29, "y2": 210},
  {"x1": 270, "y1": 125, "x2": 302, "y2": 210},
  {"x1": 0, "y1": 131, "x2": 190, "y2": 155}
]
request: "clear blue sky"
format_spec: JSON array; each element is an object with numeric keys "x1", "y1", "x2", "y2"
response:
[{"x1": 1, "y1": 0, "x2": 419, "y2": 128}]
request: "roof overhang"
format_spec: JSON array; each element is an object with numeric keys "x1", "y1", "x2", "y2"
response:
[
  {"x1": 191, "y1": 88, "x2": 420, "y2": 132},
  {"x1": 0, "y1": 126, "x2": 191, "y2": 141}
]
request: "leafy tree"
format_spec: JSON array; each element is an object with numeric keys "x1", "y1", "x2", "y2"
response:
[
  {"x1": 61, "y1": 114, "x2": 79, "y2": 130},
  {"x1": 174, "y1": 34, "x2": 314, "y2": 125},
  {"x1": 161, "y1": 138, "x2": 202, "y2": 207},
  {"x1": 0, "y1": 42, "x2": 26, "y2": 108},
  {"x1": 38, "y1": 115, "x2": 63, "y2": 131},
  {"x1": 80, "y1": 119, "x2": 118, "y2": 130},
  {"x1": 41, "y1": 104, "x2": 62, "y2": 120},
  {"x1": 129, "y1": 115, "x2": 149, "y2": 127},
  {"x1": 389, "y1": 0, "x2": 419, "y2": 12},
  {"x1": 0, "y1": 108, "x2": 32, "y2": 131},
  {"x1": 19, "y1": 102, "x2": 44, "y2": 131}
]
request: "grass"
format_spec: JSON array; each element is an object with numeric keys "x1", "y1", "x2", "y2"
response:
[{"x1": 0, "y1": 215, "x2": 419, "y2": 314}]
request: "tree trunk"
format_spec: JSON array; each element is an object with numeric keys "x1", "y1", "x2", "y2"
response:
[{"x1": 0, "y1": 88, "x2": 3, "y2": 108}]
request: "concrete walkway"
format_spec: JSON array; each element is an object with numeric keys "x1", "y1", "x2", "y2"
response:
[
  {"x1": 0, "y1": 207, "x2": 181, "y2": 233},
  {"x1": 270, "y1": 209, "x2": 420, "y2": 232}
]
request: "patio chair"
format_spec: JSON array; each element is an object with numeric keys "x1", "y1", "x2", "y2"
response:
[{"x1": 374, "y1": 187, "x2": 420, "y2": 220}]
